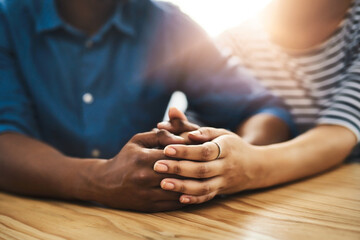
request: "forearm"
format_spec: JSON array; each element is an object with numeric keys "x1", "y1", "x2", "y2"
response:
[
  {"x1": 0, "y1": 133, "x2": 103, "y2": 201},
  {"x1": 248, "y1": 125, "x2": 357, "y2": 189},
  {"x1": 236, "y1": 113, "x2": 290, "y2": 145}
]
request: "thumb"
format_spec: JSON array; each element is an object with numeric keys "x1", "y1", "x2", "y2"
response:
[
  {"x1": 168, "y1": 107, "x2": 187, "y2": 121},
  {"x1": 188, "y1": 127, "x2": 231, "y2": 142}
]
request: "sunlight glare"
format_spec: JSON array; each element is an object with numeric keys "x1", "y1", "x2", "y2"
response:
[{"x1": 161, "y1": 0, "x2": 272, "y2": 37}]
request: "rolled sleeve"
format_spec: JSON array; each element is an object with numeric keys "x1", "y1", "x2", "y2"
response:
[
  {"x1": 255, "y1": 106, "x2": 297, "y2": 137},
  {"x1": 317, "y1": 56, "x2": 360, "y2": 142},
  {"x1": 0, "y1": 7, "x2": 39, "y2": 137}
]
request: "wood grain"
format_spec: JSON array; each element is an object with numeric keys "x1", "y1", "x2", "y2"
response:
[{"x1": 0, "y1": 164, "x2": 359, "y2": 240}]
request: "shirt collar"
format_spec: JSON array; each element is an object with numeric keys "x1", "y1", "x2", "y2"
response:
[
  {"x1": 35, "y1": 0, "x2": 63, "y2": 33},
  {"x1": 111, "y1": 2, "x2": 136, "y2": 37},
  {"x1": 35, "y1": 0, "x2": 136, "y2": 37}
]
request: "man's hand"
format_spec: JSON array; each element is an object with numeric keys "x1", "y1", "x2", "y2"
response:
[
  {"x1": 153, "y1": 127, "x2": 259, "y2": 204},
  {"x1": 157, "y1": 107, "x2": 200, "y2": 137},
  {"x1": 0, "y1": 130, "x2": 188, "y2": 213},
  {"x1": 91, "y1": 129, "x2": 188, "y2": 212}
]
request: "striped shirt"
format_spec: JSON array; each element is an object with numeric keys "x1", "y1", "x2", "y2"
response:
[{"x1": 218, "y1": 0, "x2": 360, "y2": 158}]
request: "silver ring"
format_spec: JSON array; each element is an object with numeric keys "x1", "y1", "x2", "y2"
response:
[{"x1": 213, "y1": 141, "x2": 221, "y2": 160}]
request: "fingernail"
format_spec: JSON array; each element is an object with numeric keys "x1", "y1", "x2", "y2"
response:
[
  {"x1": 162, "y1": 182, "x2": 175, "y2": 190},
  {"x1": 165, "y1": 147, "x2": 176, "y2": 156},
  {"x1": 154, "y1": 163, "x2": 169, "y2": 172},
  {"x1": 180, "y1": 197, "x2": 190, "y2": 203}
]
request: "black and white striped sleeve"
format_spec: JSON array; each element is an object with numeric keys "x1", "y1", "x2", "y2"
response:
[{"x1": 317, "y1": 55, "x2": 360, "y2": 142}]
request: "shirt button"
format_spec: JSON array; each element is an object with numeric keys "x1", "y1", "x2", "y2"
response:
[
  {"x1": 82, "y1": 93, "x2": 94, "y2": 104},
  {"x1": 91, "y1": 149, "x2": 101, "y2": 158},
  {"x1": 85, "y1": 40, "x2": 93, "y2": 48}
]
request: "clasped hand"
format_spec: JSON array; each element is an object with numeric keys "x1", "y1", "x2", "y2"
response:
[
  {"x1": 95, "y1": 107, "x2": 256, "y2": 212},
  {"x1": 155, "y1": 108, "x2": 257, "y2": 205}
]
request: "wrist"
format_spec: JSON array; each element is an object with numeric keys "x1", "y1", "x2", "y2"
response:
[
  {"x1": 242, "y1": 144, "x2": 272, "y2": 190},
  {"x1": 69, "y1": 157, "x2": 108, "y2": 202},
  {"x1": 246, "y1": 143, "x2": 296, "y2": 189}
]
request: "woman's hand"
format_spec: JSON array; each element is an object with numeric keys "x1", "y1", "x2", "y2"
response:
[
  {"x1": 157, "y1": 107, "x2": 200, "y2": 141},
  {"x1": 153, "y1": 127, "x2": 261, "y2": 204}
]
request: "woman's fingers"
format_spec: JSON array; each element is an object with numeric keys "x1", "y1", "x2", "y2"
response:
[
  {"x1": 163, "y1": 141, "x2": 226, "y2": 161},
  {"x1": 159, "y1": 177, "x2": 223, "y2": 196},
  {"x1": 188, "y1": 127, "x2": 231, "y2": 142},
  {"x1": 180, "y1": 193, "x2": 217, "y2": 204},
  {"x1": 154, "y1": 159, "x2": 223, "y2": 178}
]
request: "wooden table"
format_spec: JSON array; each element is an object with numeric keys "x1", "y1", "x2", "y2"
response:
[{"x1": 1, "y1": 163, "x2": 359, "y2": 240}]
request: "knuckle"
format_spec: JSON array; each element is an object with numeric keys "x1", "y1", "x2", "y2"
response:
[
  {"x1": 198, "y1": 128, "x2": 206, "y2": 136},
  {"x1": 134, "y1": 150, "x2": 148, "y2": 165},
  {"x1": 179, "y1": 183, "x2": 186, "y2": 193},
  {"x1": 130, "y1": 133, "x2": 142, "y2": 142},
  {"x1": 192, "y1": 197, "x2": 199, "y2": 204},
  {"x1": 171, "y1": 119, "x2": 184, "y2": 128},
  {"x1": 200, "y1": 128, "x2": 211, "y2": 136},
  {"x1": 133, "y1": 170, "x2": 151, "y2": 184},
  {"x1": 201, "y1": 145, "x2": 212, "y2": 160},
  {"x1": 156, "y1": 129, "x2": 172, "y2": 146},
  {"x1": 181, "y1": 148, "x2": 189, "y2": 158},
  {"x1": 218, "y1": 185, "x2": 225, "y2": 192},
  {"x1": 126, "y1": 142, "x2": 138, "y2": 152},
  {"x1": 200, "y1": 184, "x2": 211, "y2": 195},
  {"x1": 156, "y1": 129, "x2": 168, "y2": 138},
  {"x1": 173, "y1": 164, "x2": 182, "y2": 174},
  {"x1": 177, "y1": 120, "x2": 185, "y2": 129},
  {"x1": 133, "y1": 157, "x2": 142, "y2": 166},
  {"x1": 196, "y1": 164, "x2": 210, "y2": 178},
  {"x1": 205, "y1": 194, "x2": 213, "y2": 202}
]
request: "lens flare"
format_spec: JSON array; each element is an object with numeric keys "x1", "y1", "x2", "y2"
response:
[{"x1": 162, "y1": 0, "x2": 271, "y2": 37}]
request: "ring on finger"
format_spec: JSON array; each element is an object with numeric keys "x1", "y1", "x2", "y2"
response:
[{"x1": 212, "y1": 141, "x2": 222, "y2": 160}]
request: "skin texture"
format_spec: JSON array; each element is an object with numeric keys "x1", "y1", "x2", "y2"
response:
[
  {"x1": 154, "y1": 124, "x2": 356, "y2": 204},
  {"x1": 158, "y1": 108, "x2": 290, "y2": 146},
  {"x1": 1, "y1": 0, "x2": 189, "y2": 213},
  {"x1": 88, "y1": 130, "x2": 188, "y2": 211},
  {"x1": 0, "y1": 1, "x2": 291, "y2": 212},
  {"x1": 154, "y1": 0, "x2": 358, "y2": 204},
  {"x1": 156, "y1": 108, "x2": 293, "y2": 204},
  {"x1": 0, "y1": 111, "x2": 289, "y2": 211},
  {"x1": 235, "y1": 113, "x2": 290, "y2": 145},
  {"x1": 0, "y1": 130, "x2": 186, "y2": 212}
]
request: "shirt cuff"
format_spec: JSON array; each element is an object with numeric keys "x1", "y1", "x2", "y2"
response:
[
  {"x1": 317, "y1": 118, "x2": 360, "y2": 143},
  {"x1": 0, "y1": 124, "x2": 33, "y2": 136},
  {"x1": 254, "y1": 107, "x2": 298, "y2": 138}
]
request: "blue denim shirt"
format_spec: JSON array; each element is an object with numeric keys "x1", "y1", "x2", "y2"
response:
[{"x1": 0, "y1": 0, "x2": 294, "y2": 158}]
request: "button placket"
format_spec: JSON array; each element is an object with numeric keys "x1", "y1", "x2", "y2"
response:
[
  {"x1": 85, "y1": 40, "x2": 94, "y2": 48},
  {"x1": 91, "y1": 149, "x2": 101, "y2": 158},
  {"x1": 80, "y1": 39, "x2": 98, "y2": 156}
]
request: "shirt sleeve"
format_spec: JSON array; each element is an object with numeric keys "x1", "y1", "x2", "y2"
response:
[
  {"x1": 0, "y1": 6, "x2": 39, "y2": 137},
  {"x1": 166, "y1": 8, "x2": 295, "y2": 133},
  {"x1": 317, "y1": 55, "x2": 360, "y2": 142}
]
